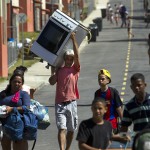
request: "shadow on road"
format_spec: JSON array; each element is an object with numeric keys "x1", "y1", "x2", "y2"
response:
[{"x1": 96, "y1": 38, "x2": 147, "y2": 43}]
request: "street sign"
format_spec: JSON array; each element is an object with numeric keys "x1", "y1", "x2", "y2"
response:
[
  {"x1": 17, "y1": 13, "x2": 27, "y2": 65},
  {"x1": 17, "y1": 13, "x2": 27, "y2": 23}
]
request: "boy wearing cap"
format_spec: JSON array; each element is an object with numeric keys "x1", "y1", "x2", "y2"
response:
[
  {"x1": 94, "y1": 69, "x2": 123, "y2": 134},
  {"x1": 49, "y1": 32, "x2": 80, "y2": 150}
]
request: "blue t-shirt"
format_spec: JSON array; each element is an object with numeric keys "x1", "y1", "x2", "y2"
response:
[{"x1": 0, "y1": 90, "x2": 30, "y2": 107}]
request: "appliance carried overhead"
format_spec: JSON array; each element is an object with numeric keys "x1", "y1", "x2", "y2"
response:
[{"x1": 31, "y1": 9, "x2": 89, "y2": 67}]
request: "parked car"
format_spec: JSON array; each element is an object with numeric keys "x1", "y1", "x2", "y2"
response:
[{"x1": 144, "y1": 9, "x2": 150, "y2": 22}]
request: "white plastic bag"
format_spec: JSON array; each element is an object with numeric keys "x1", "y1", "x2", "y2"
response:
[
  {"x1": 30, "y1": 99, "x2": 50, "y2": 130},
  {"x1": 0, "y1": 121, "x2": 3, "y2": 141}
]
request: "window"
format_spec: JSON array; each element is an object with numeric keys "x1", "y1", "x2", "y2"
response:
[{"x1": 37, "y1": 19, "x2": 69, "y2": 54}]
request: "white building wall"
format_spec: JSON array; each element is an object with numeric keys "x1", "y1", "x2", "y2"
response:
[
  {"x1": 12, "y1": 0, "x2": 19, "y2": 6},
  {"x1": 95, "y1": 0, "x2": 109, "y2": 9},
  {"x1": 0, "y1": 1, "x2": 7, "y2": 20},
  {"x1": 41, "y1": 0, "x2": 46, "y2": 9}
]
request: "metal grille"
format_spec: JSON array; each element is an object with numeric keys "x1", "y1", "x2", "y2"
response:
[{"x1": 7, "y1": 39, "x2": 18, "y2": 67}]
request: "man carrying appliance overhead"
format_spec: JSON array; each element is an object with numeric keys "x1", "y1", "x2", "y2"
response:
[{"x1": 49, "y1": 32, "x2": 80, "y2": 150}]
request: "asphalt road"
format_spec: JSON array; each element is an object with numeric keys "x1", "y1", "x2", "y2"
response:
[{"x1": 29, "y1": 0, "x2": 150, "y2": 149}]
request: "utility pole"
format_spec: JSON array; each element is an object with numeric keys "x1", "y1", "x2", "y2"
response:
[
  {"x1": 75, "y1": 0, "x2": 76, "y2": 20},
  {"x1": 18, "y1": 13, "x2": 27, "y2": 65},
  {"x1": 58, "y1": 0, "x2": 63, "y2": 11},
  {"x1": 51, "y1": 0, "x2": 54, "y2": 14},
  {"x1": 33, "y1": 0, "x2": 36, "y2": 31},
  {"x1": 10, "y1": 0, "x2": 13, "y2": 37},
  {"x1": 73, "y1": 0, "x2": 79, "y2": 21}
]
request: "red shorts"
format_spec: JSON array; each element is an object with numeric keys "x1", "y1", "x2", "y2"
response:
[{"x1": 108, "y1": 117, "x2": 118, "y2": 129}]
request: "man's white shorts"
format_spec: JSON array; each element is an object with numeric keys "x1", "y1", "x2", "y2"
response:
[{"x1": 55, "y1": 100, "x2": 78, "y2": 131}]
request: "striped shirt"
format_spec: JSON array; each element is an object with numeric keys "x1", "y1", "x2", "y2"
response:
[{"x1": 122, "y1": 93, "x2": 150, "y2": 132}]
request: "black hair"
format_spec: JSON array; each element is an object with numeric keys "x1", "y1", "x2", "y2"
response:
[
  {"x1": 92, "y1": 97, "x2": 107, "y2": 107},
  {"x1": 130, "y1": 73, "x2": 145, "y2": 83},
  {"x1": 13, "y1": 66, "x2": 28, "y2": 76}
]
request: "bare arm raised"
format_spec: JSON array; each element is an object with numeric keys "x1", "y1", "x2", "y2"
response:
[{"x1": 70, "y1": 32, "x2": 80, "y2": 69}]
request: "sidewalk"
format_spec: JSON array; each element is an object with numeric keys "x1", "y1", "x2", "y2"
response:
[{"x1": 0, "y1": 9, "x2": 102, "y2": 92}]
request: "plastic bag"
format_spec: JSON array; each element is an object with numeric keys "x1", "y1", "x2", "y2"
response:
[
  {"x1": 30, "y1": 99, "x2": 50, "y2": 130},
  {"x1": 0, "y1": 121, "x2": 3, "y2": 141},
  {"x1": 0, "y1": 105, "x2": 7, "y2": 118}
]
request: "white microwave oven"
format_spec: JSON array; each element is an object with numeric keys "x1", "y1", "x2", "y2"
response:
[{"x1": 31, "y1": 9, "x2": 89, "y2": 67}]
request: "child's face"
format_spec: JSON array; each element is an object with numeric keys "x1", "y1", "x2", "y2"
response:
[
  {"x1": 91, "y1": 101, "x2": 107, "y2": 120},
  {"x1": 98, "y1": 74, "x2": 110, "y2": 86},
  {"x1": 130, "y1": 79, "x2": 146, "y2": 96}
]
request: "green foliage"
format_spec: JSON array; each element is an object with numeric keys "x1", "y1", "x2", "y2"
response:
[
  {"x1": 0, "y1": 77, "x2": 7, "y2": 83},
  {"x1": 20, "y1": 32, "x2": 40, "y2": 41},
  {"x1": 8, "y1": 58, "x2": 39, "y2": 76}
]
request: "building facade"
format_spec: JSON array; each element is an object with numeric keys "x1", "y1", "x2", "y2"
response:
[
  {"x1": 0, "y1": 1, "x2": 8, "y2": 77},
  {"x1": 0, "y1": 0, "x2": 96, "y2": 78}
]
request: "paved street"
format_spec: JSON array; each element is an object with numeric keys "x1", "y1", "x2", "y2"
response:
[{"x1": 3, "y1": 0, "x2": 149, "y2": 150}]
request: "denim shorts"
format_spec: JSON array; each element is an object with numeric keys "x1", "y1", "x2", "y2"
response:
[{"x1": 55, "y1": 100, "x2": 78, "y2": 131}]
